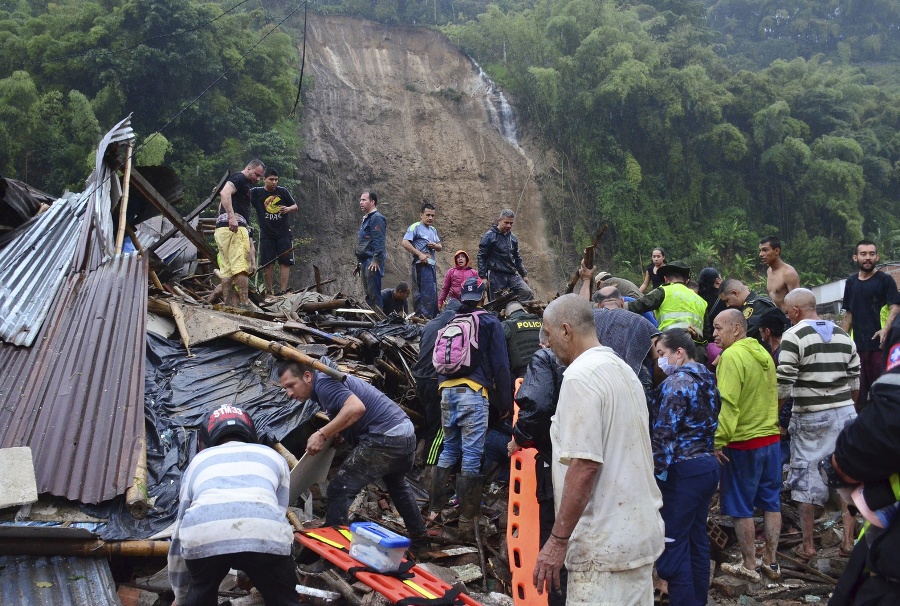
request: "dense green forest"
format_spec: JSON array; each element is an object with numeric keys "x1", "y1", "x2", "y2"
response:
[
  {"x1": 2, "y1": 0, "x2": 898, "y2": 284},
  {"x1": 317, "y1": 0, "x2": 900, "y2": 284},
  {"x1": 0, "y1": 0, "x2": 302, "y2": 203}
]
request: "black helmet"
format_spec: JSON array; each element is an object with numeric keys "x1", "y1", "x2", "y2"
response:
[{"x1": 199, "y1": 405, "x2": 258, "y2": 448}]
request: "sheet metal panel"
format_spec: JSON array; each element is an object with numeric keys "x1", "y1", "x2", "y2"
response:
[
  {"x1": 0, "y1": 555, "x2": 120, "y2": 606},
  {"x1": 0, "y1": 254, "x2": 147, "y2": 503},
  {"x1": 0, "y1": 193, "x2": 88, "y2": 346}
]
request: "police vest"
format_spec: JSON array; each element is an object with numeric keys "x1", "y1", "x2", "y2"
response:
[
  {"x1": 505, "y1": 313, "x2": 542, "y2": 373},
  {"x1": 655, "y1": 283, "x2": 707, "y2": 333}
]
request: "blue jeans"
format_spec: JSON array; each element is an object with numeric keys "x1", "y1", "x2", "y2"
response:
[
  {"x1": 656, "y1": 457, "x2": 719, "y2": 606},
  {"x1": 412, "y1": 262, "x2": 438, "y2": 318},
  {"x1": 481, "y1": 428, "x2": 511, "y2": 482},
  {"x1": 361, "y1": 260, "x2": 383, "y2": 309},
  {"x1": 437, "y1": 386, "x2": 489, "y2": 475}
]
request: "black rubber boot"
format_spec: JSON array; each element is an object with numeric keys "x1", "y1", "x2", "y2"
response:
[
  {"x1": 428, "y1": 465, "x2": 454, "y2": 515},
  {"x1": 456, "y1": 473, "x2": 484, "y2": 542}
]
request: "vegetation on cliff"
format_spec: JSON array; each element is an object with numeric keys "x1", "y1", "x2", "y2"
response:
[{"x1": 0, "y1": 0, "x2": 301, "y2": 203}]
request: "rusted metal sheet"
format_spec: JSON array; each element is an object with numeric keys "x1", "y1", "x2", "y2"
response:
[
  {"x1": 0, "y1": 193, "x2": 89, "y2": 346},
  {"x1": 0, "y1": 254, "x2": 147, "y2": 504},
  {"x1": 0, "y1": 554, "x2": 119, "y2": 606}
]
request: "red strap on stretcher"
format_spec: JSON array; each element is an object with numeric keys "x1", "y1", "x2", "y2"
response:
[{"x1": 295, "y1": 526, "x2": 484, "y2": 606}]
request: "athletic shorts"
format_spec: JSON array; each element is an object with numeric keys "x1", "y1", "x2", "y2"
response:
[
  {"x1": 260, "y1": 236, "x2": 294, "y2": 267},
  {"x1": 788, "y1": 406, "x2": 856, "y2": 505},
  {"x1": 214, "y1": 226, "x2": 250, "y2": 279},
  {"x1": 721, "y1": 441, "x2": 781, "y2": 518}
]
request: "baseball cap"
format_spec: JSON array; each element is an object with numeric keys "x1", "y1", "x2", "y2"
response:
[
  {"x1": 460, "y1": 277, "x2": 486, "y2": 302},
  {"x1": 593, "y1": 271, "x2": 612, "y2": 286}
]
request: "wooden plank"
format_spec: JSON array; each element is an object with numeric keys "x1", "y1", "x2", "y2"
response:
[{"x1": 143, "y1": 170, "x2": 229, "y2": 263}]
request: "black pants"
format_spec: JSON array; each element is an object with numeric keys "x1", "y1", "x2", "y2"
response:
[
  {"x1": 536, "y1": 453, "x2": 567, "y2": 606},
  {"x1": 415, "y1": 377, "x2": 444, "y2": 465},
  {"x1": 325, "y1": 433, "x2": 426, "y2": 537},
  {"x1": 184, "y1": 552, "x2": 298, "y2": 606}
]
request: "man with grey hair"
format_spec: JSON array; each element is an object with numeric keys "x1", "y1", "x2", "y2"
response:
[
  {"x1": 477, "y1": 209, "x2": 534, "y2": 300},
  {"x1": 713, "y1": 308, "x2": 781, "y2": 582},
  {"x1": 778, "y1": 288, "x2": 859, "y2": 560},
  {"x1": 533, "y1": 294, "x2": 663, "y2": 604}
]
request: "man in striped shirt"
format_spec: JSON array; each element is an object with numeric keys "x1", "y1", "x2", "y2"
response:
[
  {"x1": 777, "y1": 288, "x2": 860, "y2": 560},
  {"x1": 168, "y1": 406, "x2": 298, "y2": 606}
]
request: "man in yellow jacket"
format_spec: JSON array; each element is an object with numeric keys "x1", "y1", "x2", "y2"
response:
[{"x1": 713, "y1": 309, "x2": 782, "y2": 583}]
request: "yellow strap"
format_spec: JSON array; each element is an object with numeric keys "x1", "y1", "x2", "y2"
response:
[
  {"x1": 403, "y1": 580, "x2": 438, "y2": 599},
  {"x1": 339, "y1": 528, "x2": 353, "y2": 541},
  {"x1": 890, "y1": 473, "x2": 900, "y2": 501},
  {"x1": 306, "y1": 532, "x2": 347, "y2": 550}
]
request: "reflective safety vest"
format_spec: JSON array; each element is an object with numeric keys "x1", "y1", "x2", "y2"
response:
[{"x1": 655, "y1": 283, "x2": 707, "y2": 333}]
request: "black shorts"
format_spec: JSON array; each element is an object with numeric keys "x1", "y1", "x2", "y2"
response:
[{"x1": 260, "y1": 236, "x2": 294, "y2": 266}]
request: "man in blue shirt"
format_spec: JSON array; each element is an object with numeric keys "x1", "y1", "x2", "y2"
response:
[
  {"x1": 401, "y1": 202, "x2": 442, "y2": 318},
  {"x1": 278, "y1": 358, "x2": 426, "y2": 543},
  {"x1": 353, "y1": 191, "x2": 387, "y2": 309}
]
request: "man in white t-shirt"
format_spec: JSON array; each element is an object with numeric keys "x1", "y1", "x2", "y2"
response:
[{"x1": 533, "y1": 294, "x2": 664, "y2": 606}]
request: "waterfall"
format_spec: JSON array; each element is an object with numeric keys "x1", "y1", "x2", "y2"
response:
[{"x1": 469, "y1": 57, "x2": 519, "y2": 147}]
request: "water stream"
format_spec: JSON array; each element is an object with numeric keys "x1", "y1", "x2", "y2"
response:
[{"x1": 469, "y1": 57, "x2": 519, "y2": 147}]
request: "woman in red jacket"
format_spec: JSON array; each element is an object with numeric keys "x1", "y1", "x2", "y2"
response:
[{"x1": 438, "y1": 250, "x2": 479, "y2": 309}]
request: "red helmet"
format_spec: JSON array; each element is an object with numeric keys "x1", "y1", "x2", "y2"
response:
[{"x1": 200, "y1": 405, "x2": 258, "y2": 448}]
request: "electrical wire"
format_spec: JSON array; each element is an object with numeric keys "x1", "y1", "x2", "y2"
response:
[{"x1": 289, "y1": 0, "x2": 309, "y2": 118}]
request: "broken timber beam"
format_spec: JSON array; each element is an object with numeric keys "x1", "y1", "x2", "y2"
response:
[
  {"x1": 0, "y1": 539, "x2": 170, "y2": 558},
  {"x1": 141, "y1": 169, "x2": 228, "y2": 266}
]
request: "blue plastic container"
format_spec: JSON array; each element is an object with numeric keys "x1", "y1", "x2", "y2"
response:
[{"x1": 348, "y1": 522, "x2": 411, "y2": 572}]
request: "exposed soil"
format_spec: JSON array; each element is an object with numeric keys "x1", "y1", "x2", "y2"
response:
[{"x1": 292, "y1": 14, "x2": 556, "y2": 299}]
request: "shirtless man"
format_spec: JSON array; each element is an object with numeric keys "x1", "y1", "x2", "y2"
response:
[{"x1": 759, "y1": 236, "x2": 800, "y2": 310}]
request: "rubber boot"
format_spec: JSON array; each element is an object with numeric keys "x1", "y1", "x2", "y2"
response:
[
  {"x1": 428, "y1": 466, "x2": 453, "y2": 515},
  {"x1": 456, "y1": 473, "x2": 484, "y2": 542}
]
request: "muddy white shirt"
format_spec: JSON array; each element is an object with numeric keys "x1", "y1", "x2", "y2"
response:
[{"x1": 550, "y1": 346, "x2": 664, "y2": 572}]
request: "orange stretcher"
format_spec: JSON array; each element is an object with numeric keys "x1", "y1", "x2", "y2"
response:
[
  {"x1": 507, "y1": 382, "x2": 547, "y2": 606},
  {"x1": 295, "y1": 526, "x2": 484, "y2": 606}
]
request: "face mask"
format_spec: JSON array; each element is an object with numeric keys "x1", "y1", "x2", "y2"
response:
[{"x1": 657, "y1": 356, "x2": 678, "y2": 376}]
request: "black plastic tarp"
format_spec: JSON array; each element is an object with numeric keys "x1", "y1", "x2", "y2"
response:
[{"x1": 86, "y1": 333, "x2": 318, "y2": 540}]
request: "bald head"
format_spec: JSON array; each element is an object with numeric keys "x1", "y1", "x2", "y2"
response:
[
  {"x1": 592, "y1": 286, "x2": 624, "y2": 309},
  {"x1": 784, "y1": 288, "x2": 818, "y2": 324},
  {"x1": 713, "y1": 308, "x2": 747, "y2": 349},
  {"x1": 784, "y1": 288, "x2": 816, "y2": 310},
  {"x1": 543, "y1": 294, "x2": 599, "y2": 365}
]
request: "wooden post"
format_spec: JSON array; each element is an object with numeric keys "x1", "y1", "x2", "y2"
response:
[
  {"x1": 274, "y1": 442, "x2": 299, "y2": 470},
  {"x1": 125, "y1": 435, "x2": 149, "y2": 519},
  {"x1": 230, "y1": 330, "x2": 347, "y2": 382},
  {"x1": 114, "y1": 143, "x2": 134, "y2": 255},
  {"x1": 0, "y1": 539, "x2": 170, "y2": 557}
]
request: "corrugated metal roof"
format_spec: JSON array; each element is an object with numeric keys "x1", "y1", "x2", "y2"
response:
[
  {"x1": 0, "y1": 177, "x2": 57, "y2": 229},
  {"x1": 73, "y1": 114, "x2": 134, "y2": 273},
  {"x1": 0, "y1": 193, "x2": 89, "y2": 346},
  {"x1": 0, "y1": 555, "x2": 121, "y2": 606},
  {"x1": 0, "y1": 253, "x2": 147, "y2": 503}
]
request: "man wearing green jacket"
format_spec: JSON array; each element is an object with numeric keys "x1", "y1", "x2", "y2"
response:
[{"x1": 712, "y1": 309, "x2": 782, "y2": 583}]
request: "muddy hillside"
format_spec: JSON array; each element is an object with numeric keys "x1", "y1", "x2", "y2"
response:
[{"x1": 293, "y1": 14, "x2": 555, "y2": 299}]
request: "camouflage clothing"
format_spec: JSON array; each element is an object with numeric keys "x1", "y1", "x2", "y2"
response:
[{"x1": 650, "y1": 362, "x2": 720, "y2": 474}]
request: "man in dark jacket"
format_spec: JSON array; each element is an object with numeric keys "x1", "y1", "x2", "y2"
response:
[
  {"x1": 508, "y1": 338, "x2": 567, "y2": 606},
  {"x1": 719, "y1": 278, "x2": 777, "y2": 344},
  {"x1": 428, "y1": 277, "x2": 513, "y2": 540},
  {"x1": 828, "y1": 314, "x2": 900, "y2": 605},
  {"x1": 477, "y1": 209, "x2": 534, "y2": 301},
  {"x1": 354, "y1": 191, "x2": 387, "y2": 309}
]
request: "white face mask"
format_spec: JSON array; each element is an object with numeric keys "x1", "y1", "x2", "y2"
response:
[{"x1": 657, "y1": 356, "x2": 679, "y2": 376}]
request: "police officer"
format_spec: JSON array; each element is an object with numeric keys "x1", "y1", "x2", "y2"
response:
[
  {"x1": 718, "y1": 278, "x2": 776, "y2": 344},
  {"x1": 627, "y1": 261, "x2": 707, "y2": 334},
  {"x1": 501, "y1": 300, "x2": 543, "y2": 379}
]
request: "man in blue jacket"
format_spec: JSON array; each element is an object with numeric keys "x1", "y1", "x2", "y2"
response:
[
  {"x1": 427, "y1": 277, "x2": 513, "y2": 540},
  {"x1": 353, "y1": 190, "x2": 387, "y2": 309},
  {"x1": 477, "y1": 209, "x2": 534, "y2": 300}
]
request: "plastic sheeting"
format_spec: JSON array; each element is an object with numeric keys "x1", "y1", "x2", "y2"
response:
[{"x1": 86, "y1": 333, "x2": 319, "y2": 540}]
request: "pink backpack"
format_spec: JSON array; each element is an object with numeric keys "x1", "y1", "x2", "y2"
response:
[{"x1": 432, "y1": 311, "x2": 486, "y2": 377}]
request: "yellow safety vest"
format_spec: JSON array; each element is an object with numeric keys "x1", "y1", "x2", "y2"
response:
[{"x1": 655, "y1": 283, "x2": 707, "y2": 333}]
